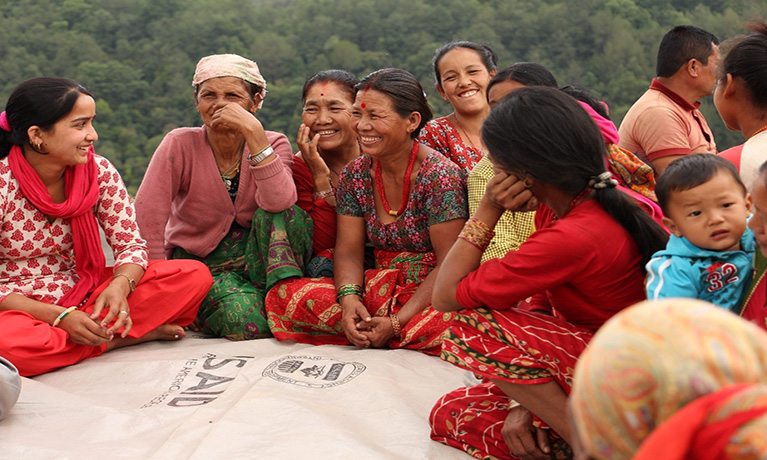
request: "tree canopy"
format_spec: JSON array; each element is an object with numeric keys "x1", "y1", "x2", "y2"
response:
[{"x1": 1, "y1": 0, "x2": 765, "y2": 191}]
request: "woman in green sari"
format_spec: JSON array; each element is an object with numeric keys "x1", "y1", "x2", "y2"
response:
[{"x1": 135, "y1": 54, "x2": 311, "y2": 340}]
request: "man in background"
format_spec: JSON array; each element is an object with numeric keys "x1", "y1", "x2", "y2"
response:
[{"x1": 619, "y1": 25, "x2": 719, "y2": 174}]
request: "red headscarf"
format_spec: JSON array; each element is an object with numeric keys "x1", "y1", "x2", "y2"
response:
[{"x1": 8, "y1": 144, "x2": 105, "y2": 306}]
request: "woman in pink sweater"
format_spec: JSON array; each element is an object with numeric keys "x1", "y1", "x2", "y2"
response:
[{"x1": 135, "y1": 54, "x2": 311, "y2": 341}]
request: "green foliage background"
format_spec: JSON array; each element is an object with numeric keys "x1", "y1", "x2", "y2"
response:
[{"x1": 1, "y1": 0, "x2": 765, "y2": 192}]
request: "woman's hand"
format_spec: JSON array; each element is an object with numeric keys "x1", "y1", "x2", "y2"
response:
[
  {"x1": 208, "y1": 102, "x2": 263, "y2": 135},
  {"x1": 90, "y1": 283, "x2": 132, "y2": 338},
  {"x1": 297, "y1": 124, "x2": 331, "y2": 178},
  {"x1": 58, "y1": 310, "x2": 112, "y2": 346},
  {"x1": 483, "y1": 170, "x2": 538, "y2": 213},
  {"x1": 501, "y1": 406, "x2": 552, "y2": 460},
  {"x1": 340, "y1": 297, "x2": 372, "y2": 348},
  {"x1": 357, "y1": 316, "x2": 395, "y2": 348}
]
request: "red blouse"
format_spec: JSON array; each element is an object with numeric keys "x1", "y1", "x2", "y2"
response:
[
  {"x1": 292, "y1": 155, "x2": 337, "y2": 255},
  {"x1": 419, "y1": 116, "x2": 483, "y2": 174},
  {"x1": 456, "y1": 200, "x2": 646, "y2": 332}
]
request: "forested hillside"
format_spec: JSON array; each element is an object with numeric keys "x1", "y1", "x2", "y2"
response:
[{"x1": 1, "y1": 0, "x2": 765, "y2": 191}]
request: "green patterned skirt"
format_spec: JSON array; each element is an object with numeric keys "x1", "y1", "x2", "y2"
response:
[{"x1": 173, "y1": 206, "x2": 313, "y2": 340}]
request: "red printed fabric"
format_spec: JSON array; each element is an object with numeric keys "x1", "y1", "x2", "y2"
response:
[
  {"x1": 0, "y1": 260, "x2": 211, "y2": 376},
  {"x1": 265, "y1": 250, "x2": 453, "y2": 354},
  {"x1": 0, "y1": 155, "x2": 147, "y2": 305},
  {"x1": 430, "y1": 307, "x2": 591, "y2": 459},
  {"x1": 430, "y1": 382, "x2": 572, "y2": 460},
  {"x1": 419, "y1": 117, "x2": 484, "y2": 173}
]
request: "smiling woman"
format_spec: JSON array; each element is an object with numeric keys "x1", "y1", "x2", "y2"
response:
[
  {"x1": 266, "y1": 68, "x2": 468, "y2": 355},
  {"x1": 134, "y1": 54, "x2": 311, "y2": 341},
  {"x1": 0, "y1": 77, "x2": 212, "y2": 376},
  {"x1": 292, "y1": 70, "x2": 360, "y2": 277},
  {"x1": 419, "y1": 41, "x2": 497, "y2": 173}
]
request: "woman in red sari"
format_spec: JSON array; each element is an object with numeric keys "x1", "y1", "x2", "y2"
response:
[
  {"x1": 0, "y1": 78, "x2": 212, "y2": 376},
  {"x1": 266, "y1": 68, "x2": 467, "y2": 354},
  {"x1": 429, "y1": 87, "x2": 668, "y2": 459}
]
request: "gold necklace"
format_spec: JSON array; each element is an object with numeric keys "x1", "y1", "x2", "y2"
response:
[
  {"x1": 452, "y1": 115, "x2": 483, "y2": 153},
  {"x1": 212, "y1": 141, "x2": 244, "y2": 191}
]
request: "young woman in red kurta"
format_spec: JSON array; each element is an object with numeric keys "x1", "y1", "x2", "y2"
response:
[
  {"x1": 430, "y1": 87, "x2": 668, "y2": 459},
  {"x1": 0, "y1": 78, "x2": 212, "y2": 376}
]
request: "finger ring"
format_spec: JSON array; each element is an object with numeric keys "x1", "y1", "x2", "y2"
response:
[
  {"x1": 307, "y1": 139, "x2": 311, "y2": 145},
  {"x1": 119, "y1": 310, "x2": 129, "y2": 315}
]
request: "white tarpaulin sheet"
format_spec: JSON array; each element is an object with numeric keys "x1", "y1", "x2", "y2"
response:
[{"x1": 1, "y1": 335, "x2": 478, "y2": 459}]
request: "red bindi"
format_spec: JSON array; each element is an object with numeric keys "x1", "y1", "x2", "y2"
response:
[
  {"x1": 359, "y1": 84, "x2": 371, "y2": 109},
  {"x1": 320, "y1": 93, "x2": 324, "y2": 96}
]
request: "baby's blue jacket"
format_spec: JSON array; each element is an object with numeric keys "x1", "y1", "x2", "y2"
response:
[{"x1": 645, "y1": 228, "x2": 756, "y2": 311}]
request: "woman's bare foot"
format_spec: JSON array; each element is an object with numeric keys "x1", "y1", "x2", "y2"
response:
[{"x1": 106, "y1": 324, "x2": 185, "y2": 351}]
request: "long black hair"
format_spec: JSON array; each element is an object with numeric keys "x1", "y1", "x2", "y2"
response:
[
  {"x1": 482, "y1": 87, "x2": 668, "y2": 266},
  {"x1": 719, "y1": 21, "x2": 767, "y2": 109},
  {"x1": 487, "y1": 62, "x2": 558, "y2": 97},
  {"x1": 0, "y1": 77, "x2": 93, "y2": 159}
]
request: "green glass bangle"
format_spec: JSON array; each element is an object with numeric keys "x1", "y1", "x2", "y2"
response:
[{"x1": 336, "y1": 283, "x2": 363, "y2": 303}]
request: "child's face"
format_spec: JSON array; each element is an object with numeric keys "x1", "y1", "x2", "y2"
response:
[
  {"x1": 662, "y1": 170, "x2": 752, "y2": 251},
  {"x1": 748, "y1": 174, "x2": 767, "y2": 257}
]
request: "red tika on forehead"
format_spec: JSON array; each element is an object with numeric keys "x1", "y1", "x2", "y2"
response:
[{"x1": 360, "y1": 83, "x2": 371, "y2": 108}]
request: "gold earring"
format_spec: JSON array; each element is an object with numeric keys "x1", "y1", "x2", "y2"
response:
[{"x1": 523, "y1": 178, "x2": 533, "y2": 189}]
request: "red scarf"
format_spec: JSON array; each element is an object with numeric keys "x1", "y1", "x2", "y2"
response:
[
  {"x1": 634, "y1": 383, "x2": 767, "y2": 460},
  {"x1": 8, "y1": 145, "x2": 105, "y2": 306}
]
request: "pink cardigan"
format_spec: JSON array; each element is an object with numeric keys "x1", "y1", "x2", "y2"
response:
[{"x1": 135, "y1": 127, "x2": 296, "y2": 260}]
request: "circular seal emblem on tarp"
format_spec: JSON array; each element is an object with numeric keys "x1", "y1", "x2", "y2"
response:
[{"x1": 263, "y1": 355, "x2": 366, "y2": 388}]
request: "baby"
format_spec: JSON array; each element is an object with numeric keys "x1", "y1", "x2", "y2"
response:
[{"x1": 646, "y1": 154, "x2": 755, "y2": 311}]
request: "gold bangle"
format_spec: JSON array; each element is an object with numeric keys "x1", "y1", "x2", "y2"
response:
[
  {"x1": 458, "y1": 217, "x2": 496, "y2": 251},
  {"x1": 113, "y1": 273, "x2": 136, "y2": 293},
  {"x1": 390, "y1": 313, "x2": 402, "y2": 339}
]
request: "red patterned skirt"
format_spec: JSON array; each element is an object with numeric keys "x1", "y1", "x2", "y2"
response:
[
  {"x1": 265, "y1": 249, "x2": 453, "y2": 354},
  {"x1": 431, "y1": 307, "x2": 592, "y2": 459}
]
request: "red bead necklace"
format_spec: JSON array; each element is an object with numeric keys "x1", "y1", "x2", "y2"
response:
[
  {"x1": 375, "y1": 141, "x2": 419, "y2": 217},
  {"x1": 549, "y1": 187, "x2": 592, "y2": 224}
]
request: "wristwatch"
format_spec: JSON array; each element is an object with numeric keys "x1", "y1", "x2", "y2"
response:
[{"x1": 247, "y1": 145, "x2": 274, "y2": 165}]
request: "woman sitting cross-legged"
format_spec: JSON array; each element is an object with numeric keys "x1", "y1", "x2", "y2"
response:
[
  {"x1": 429, "y1": 87, "x2": 668, "y2": 459},
  {"x1": 135, "y1": 54, "x2": 311, "y2": 341},
  {"x1": 0, "y1": 78, "x2": 212, "y2": 376},
  {"x1": 266, "y1": 68, "x2": 467, "y2": 354}
]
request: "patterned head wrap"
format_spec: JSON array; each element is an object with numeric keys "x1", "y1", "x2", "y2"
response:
[
  {"x1": 192, "y1": 54, "x2": 267, "y2": 108},
  {"x1": 571, "y1": 299, "x2": 767, "y2": 460}
]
